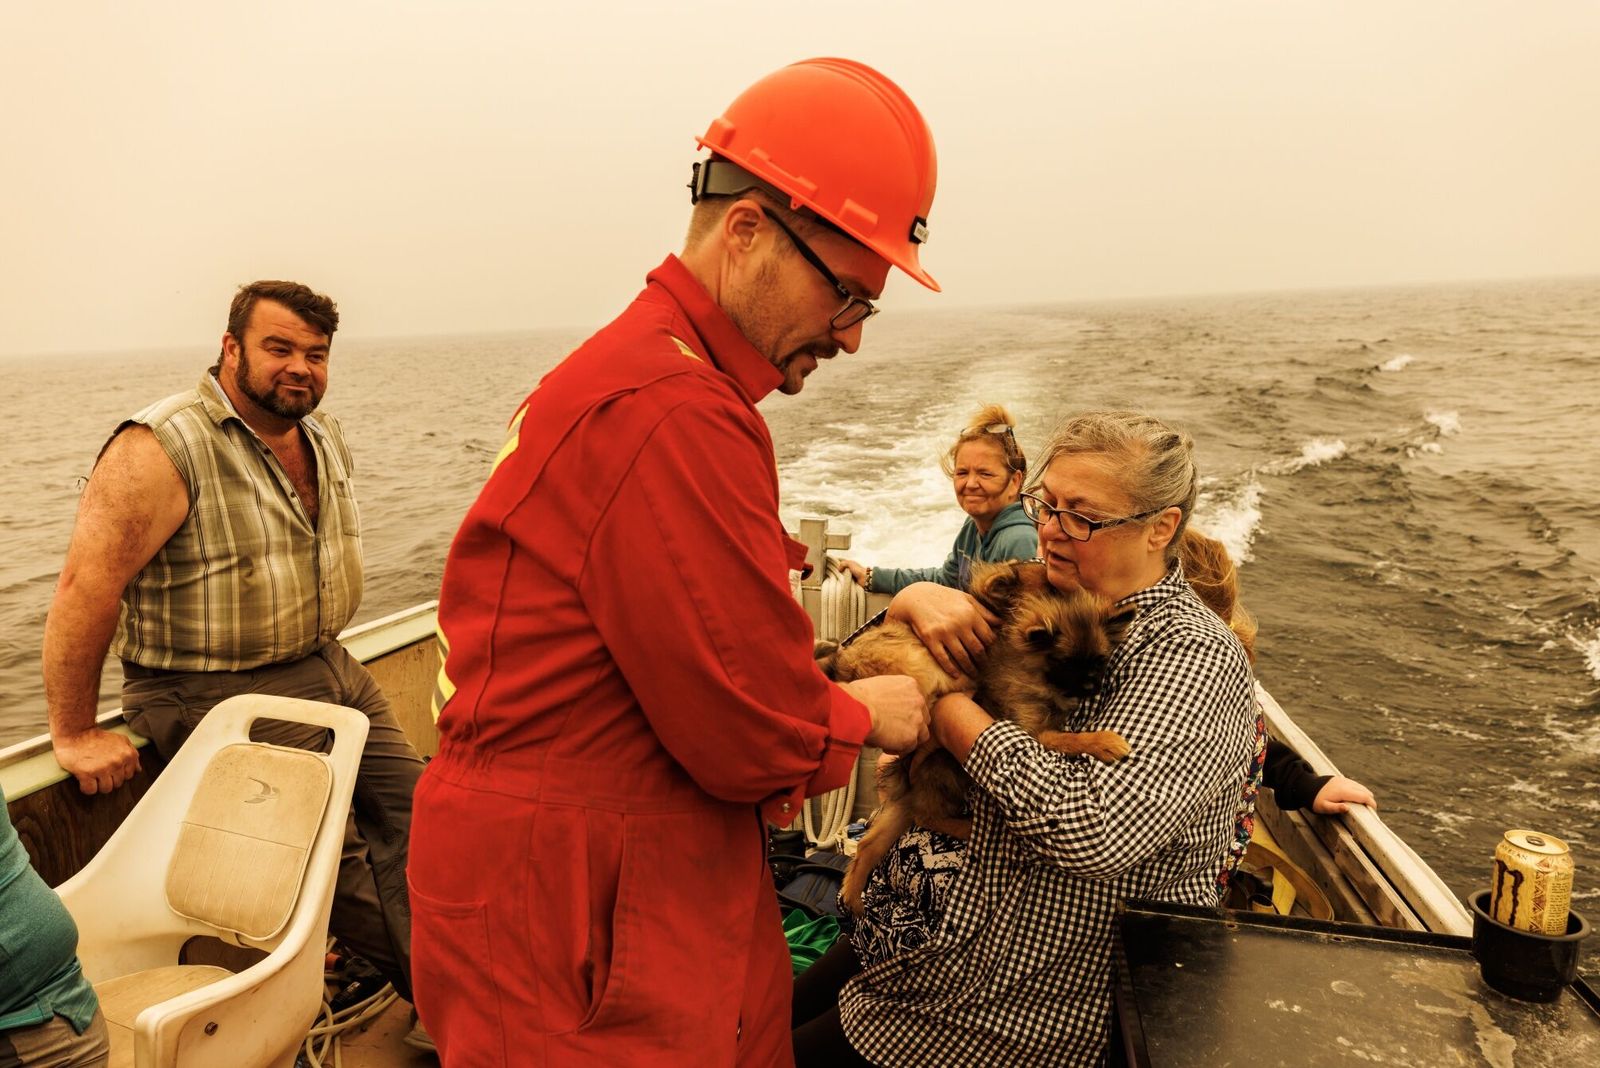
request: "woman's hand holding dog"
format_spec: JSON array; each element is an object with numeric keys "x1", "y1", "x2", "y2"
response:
[
  {"x1": 846, "y1": 675, "x2": 931, "y2": 755},
  {"x1": 887, "y1": 582, "x2": 1000, "y2": 678}
]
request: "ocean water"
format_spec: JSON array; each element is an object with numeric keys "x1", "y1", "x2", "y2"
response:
[{"x1": 3, "y1": 276, "x2": 1597, "y2": 944}]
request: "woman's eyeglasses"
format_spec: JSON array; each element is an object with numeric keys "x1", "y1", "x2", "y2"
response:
[{"x1": 1019, "y1": 492, "x2": 1165, "y2": 542}]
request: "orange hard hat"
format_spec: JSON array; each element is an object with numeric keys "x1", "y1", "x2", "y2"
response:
[{"x1": 692, "y1": 58, "x2": 939, "y2": 292}]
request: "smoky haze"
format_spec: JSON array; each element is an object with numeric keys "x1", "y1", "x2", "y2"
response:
[{"x1": 3, "y1": 1, "x2": 1597, "y2": 358}]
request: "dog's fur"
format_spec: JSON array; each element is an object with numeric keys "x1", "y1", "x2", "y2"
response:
[{"x1": 816, "y1": 560, "x2": 1137, "y2": 913}]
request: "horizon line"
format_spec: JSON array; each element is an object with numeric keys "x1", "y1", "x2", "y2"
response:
[{"x1": 3, "y1": 268, "x2": 1595, "y2": 363}]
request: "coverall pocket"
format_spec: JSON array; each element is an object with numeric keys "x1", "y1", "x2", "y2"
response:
[
  {"x1": 408, "y1": 882, "x2": 507, "y2": 1062},
  {"x1": 525, "y1": 804, "x2": 631, "y2": 1034}
]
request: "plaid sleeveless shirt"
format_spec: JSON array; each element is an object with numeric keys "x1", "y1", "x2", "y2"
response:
[{"x1": 113, "y1": 372, "x2": 363, "y2": 671}]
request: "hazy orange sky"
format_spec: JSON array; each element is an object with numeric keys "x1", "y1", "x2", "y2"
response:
[{"x1": 3, "y1": 1, "x2": 1596, "y2": 357}]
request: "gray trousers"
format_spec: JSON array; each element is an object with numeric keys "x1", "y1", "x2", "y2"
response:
[
  {"x1": 0, "y1": 1012, "x2": 109, "y2": 1068},
  {"x1": 122, "y1": 641, "x2": 424, "y2": 1001}
]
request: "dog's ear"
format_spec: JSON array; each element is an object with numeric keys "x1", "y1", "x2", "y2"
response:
[
  {"x1": 813, "y1": 640, "x2": 841, "y2": 680},
  {"x1": 969, "y1": 560, "x2": 1025, "y2": 613},
  {"x1": 1015, "y1": 561, "x2": 1049, "y2": 594},
  {"x1": 1103, "y1": 604, "x2": 1139, "y2": 646},
  {"x1": 1007, "y1": 597, "x2": 1055, "y2": 651}
]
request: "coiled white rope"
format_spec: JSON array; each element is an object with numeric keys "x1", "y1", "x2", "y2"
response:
[
  {"x1": 816, "y1": 556, "x2": 867, "y2": 645},
  {"x1": 803, "y1": 561, "x2": 872, "y2": 851},
  {"x1": 299, "y1": 942, "x2": 403, "y2": 1068}
]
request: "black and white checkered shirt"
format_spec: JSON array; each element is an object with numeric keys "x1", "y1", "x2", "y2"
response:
[{"x1": 839, "y1": 564, "x2": 1260, "y2": 1066}]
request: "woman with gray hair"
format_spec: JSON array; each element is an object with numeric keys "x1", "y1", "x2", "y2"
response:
[{"x1": 796, "y1": 410, "x2": 1263, "y2": 1067}]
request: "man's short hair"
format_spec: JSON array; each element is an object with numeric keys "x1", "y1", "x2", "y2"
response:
[
  {"x1": 227, "y1": 280, "x2": 340, "y2": 343},
  {"x1": 683, "y1": 189, "x2": 823, "y2": 255}
]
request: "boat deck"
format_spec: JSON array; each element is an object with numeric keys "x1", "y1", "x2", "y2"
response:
[{"x1": 325, "y1": 995, "x2": 435, "y2": 1066}]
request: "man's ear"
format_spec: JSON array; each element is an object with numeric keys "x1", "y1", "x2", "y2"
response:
[
  {"x1": 720, "y1": 197, "x2": 766, "y2": 258},
  {"x1": 220, "y1": 332, "x2": 241, "y2": 371}
]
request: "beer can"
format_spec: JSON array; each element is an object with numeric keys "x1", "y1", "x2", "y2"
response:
[{"x1": 1489, "y1": 829, "x2": 1575, "y2": 936}]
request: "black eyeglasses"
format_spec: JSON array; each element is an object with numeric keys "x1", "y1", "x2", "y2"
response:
[
  {"x1": 759, "y1": 207, "x2": 878, "y2": 331},
  {"x1": 1019, "y1": 492, "x2": 1167, "y2": 542}
]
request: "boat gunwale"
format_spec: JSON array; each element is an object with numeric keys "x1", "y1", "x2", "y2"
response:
[
  {"x1": 0, "y1": 603, "x2": 440, "y2": 803},
  {"x1": 4, "y1": 576, "x2": 1475, "y2": 946},
  {"x1": 1257, "y1": 684, "x2": 1472, "y2": 937}
]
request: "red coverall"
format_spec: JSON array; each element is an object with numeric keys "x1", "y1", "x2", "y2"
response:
[{"x1": 409, "y1": 255, "x2": 871, "y2": 1067}]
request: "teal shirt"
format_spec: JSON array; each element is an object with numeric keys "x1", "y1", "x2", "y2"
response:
[
  {"x1": 868, "y1": 501, "x2": 1038, "y2": 594},
  {"x1": 0, "y1": 785, "x2": 99, "y2": 1034}
]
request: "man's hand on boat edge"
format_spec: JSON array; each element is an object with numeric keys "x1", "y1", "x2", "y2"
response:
[{"x1": 53, "y1": 727, "x2": 141, "y2": 795}]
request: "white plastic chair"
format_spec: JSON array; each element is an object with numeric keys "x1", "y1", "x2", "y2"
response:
[{"x1": 57, "y1": 694, "x2": 369, "y2": 1068}]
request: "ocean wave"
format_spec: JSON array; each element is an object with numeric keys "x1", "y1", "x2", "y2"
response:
[
  {"x1": 1568, "y1": 626, "x2": 1600, "y2": 684},
  {"x1": 1377, "y1": 353, "x2": 1415, "y2": 372},
  {"x1": 1262, "y1": 437, "x2": 1348, "y2": 475},
  {"x1": 1426, "y1": 810, "x2": 1474, "y2": 841},
  {"x1": 1365, "y1": 558, "x2": 1410, "y2": 588},
  {"x1": 1422, "y1": 721, "x2": 1490, "y2": 742},
  {"x1": 1373, "y1": 410, "x2": 1463, "y2": 458},
  {"x1": 1194, "y1": 476, "x2": 1263, "y2": 564},
  {"x1": 1424, "y1": 410, "x2": 1461, "y2": 436},
  {"x1": 1313, "y1": 374, "x2": 1375, "y2": 395}
]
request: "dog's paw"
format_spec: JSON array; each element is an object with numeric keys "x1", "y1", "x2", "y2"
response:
[
  {"x1": 813, "y1": 640, "x2": 842, "y2": 680},
  {"x1": 1037, "y1": 728, "x2": 1132, "y2": 763},
  {"x1": 840, "y1": 865, "x2": 868, "y2": 916},
  {"x1": 1082, "y1": 730, "x2": 1131, "y2": 763}
]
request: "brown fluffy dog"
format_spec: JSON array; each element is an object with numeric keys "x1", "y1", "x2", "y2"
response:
[{"x1": 816, "y1": 560, "x2": 1137, "y2": 913}]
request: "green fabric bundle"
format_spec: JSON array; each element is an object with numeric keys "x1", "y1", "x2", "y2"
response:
[{"x1": 783, "y1": 908, "x2": 841, "y2": 976}]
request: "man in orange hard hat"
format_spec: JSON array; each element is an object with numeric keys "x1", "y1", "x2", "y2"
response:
[{"x1": 409, "y1": 59, "x2": 940, "y2": 1066}]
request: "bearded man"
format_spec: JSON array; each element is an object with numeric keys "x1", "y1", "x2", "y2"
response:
[
  {"x1": 42, "y1": 280, "x2": 427, "y2": 1030},
  {"x1": 411, "y1": 58, "x2": 939, "y2": 1067}
]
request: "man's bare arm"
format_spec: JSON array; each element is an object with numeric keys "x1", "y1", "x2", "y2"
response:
[{"x1": 43, "y1": 425, "x2": 189, "y2": 794}]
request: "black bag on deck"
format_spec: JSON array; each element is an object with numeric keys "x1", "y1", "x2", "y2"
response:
[{"x1": 771, "y1": 849, "x2": 851, "y2": 919}]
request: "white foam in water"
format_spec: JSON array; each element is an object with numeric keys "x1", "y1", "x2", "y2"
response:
[
  {"x1": 1194, "y1": 476, "x2": 1263, "y2": 564},
  {"x1": 1428, "y1": 810, "x2": 1474, "y2": 841},
  {"x1": 1424, "y1": 409, "x2": 1461, "y2": 436},
  {"x1": 1378, "y1": 353, "x2": 1415, "y2": 372},
  {"x1": 1263, "y1": 437, "x2": 1348, "y2": 475},
  {"x1": 781, "y1": 410, "x2": 973, "y2": 566},
  {"x1": 1568, "y1": 626, "x2": 1600, "y2": 684}
]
